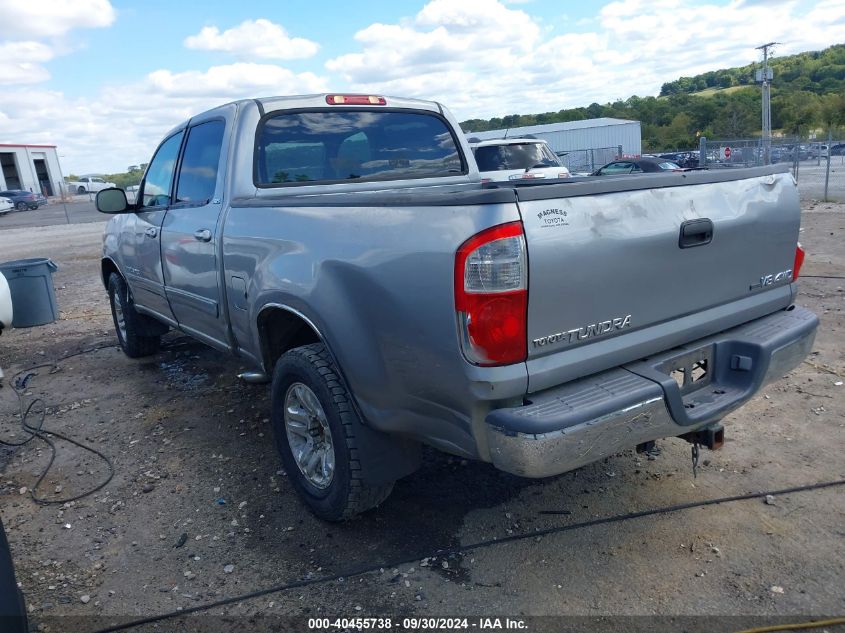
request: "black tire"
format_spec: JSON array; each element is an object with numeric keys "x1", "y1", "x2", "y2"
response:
[
  {"x1": 77, "y1": 186, "x2": 86, "y2": 194},
  {"x1": 15, "y1": 202, "x2": 27, "y2": 211},
  {"x1": 107, "y1": 273, "x2": 161, "y2": 358},
  {"x1": 271, "y1": 343, "x2": 394, "y2": 521}
]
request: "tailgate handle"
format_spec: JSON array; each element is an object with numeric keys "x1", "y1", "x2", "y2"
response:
[{"x1": 679, "y1": 218, "x2": 713, "y2": 249}]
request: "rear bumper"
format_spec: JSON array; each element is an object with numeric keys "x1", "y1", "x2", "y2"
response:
[{"x1": 485, "y1": 306, "x2": 818, "y2": 478}]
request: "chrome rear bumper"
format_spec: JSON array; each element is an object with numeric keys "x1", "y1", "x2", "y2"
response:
[{"x1": 486, "y1": 306, "x2": 818, "y2": 478}]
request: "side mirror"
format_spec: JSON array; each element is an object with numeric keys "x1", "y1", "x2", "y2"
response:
[{"x1": 96, "y1": 188, "x2": 129, "y2": 214}]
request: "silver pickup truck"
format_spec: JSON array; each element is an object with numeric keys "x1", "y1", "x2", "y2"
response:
[{"x1": 96, "y1": 93, "x2": 818, "y2": 521}]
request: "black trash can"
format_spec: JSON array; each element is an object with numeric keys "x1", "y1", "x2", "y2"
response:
[{"x1": 0, "y1": 258, "x2": 59, "y2": 328}]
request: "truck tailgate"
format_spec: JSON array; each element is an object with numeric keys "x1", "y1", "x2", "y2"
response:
[{"x1": 516, "y1": 168, "x2": 800, "y2": 390}]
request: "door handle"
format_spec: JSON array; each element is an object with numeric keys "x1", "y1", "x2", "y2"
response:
[
  {"x1": 679, "y1": 218, "x2": 713, "y2": 249},
  {"x1": 144, "y1": 227, "x2": 158, "y2": 238},
  {"x1": 194, "y1": 228, "x2": 212, "y2": 242}
]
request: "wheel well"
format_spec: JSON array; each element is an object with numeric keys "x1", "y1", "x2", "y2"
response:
[
  {"x1": 101, "y1": 259, "x2": 120, "y2": 290},
  {"x1": 257, "y1": 307, "x2": 321, "y2": 371}
]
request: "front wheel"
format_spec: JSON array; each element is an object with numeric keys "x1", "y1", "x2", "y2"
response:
[
  {"x1": 77, "y1": 186, "x2": 86, "y2": 194},
  {"x1": 271, "y1": 344, "x2": 394, "y2": 521},
  {"x1": 108, "y1": 273, "x2": 161, "y2": 358},
  {"x1": 15, "y1": 202, "x2": 27, "y2": 211}
]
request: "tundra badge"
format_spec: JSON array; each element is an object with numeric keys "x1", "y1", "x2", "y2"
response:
[{"x1": 533, "y1": 315, "x2": 632, "y2": 348}]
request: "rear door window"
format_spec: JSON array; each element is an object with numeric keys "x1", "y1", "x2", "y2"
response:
[
  {"x1": 176, "y1": 120, "x2": 225, "y2": 204},
  {"x1": 255, "y1": 110, "x2": 464, "y2": 186}
]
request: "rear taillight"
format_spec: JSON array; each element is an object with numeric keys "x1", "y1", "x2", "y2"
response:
[
  {"x1": 455, "y1": 222, "x2": 527, "y2": 366},
  {"x1": 793, "y1": 243, "x2": 805, "y2": 280}
]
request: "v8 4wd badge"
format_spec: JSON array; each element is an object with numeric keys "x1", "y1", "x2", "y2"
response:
[{"x1": 749, "y1": 268, "x2": 792, "y2": 291}]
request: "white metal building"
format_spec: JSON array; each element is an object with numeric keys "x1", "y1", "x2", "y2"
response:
[
  {"x1": 0, "y1": 144, "x2": 64, "y2": 196},
  {"x1": 465, "y1": 118, "x2": 642, "y2": 157}
]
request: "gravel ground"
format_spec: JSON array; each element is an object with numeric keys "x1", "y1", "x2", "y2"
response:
[{"x1": 0, "y1": 203, "x2": 843, "y2": 633}]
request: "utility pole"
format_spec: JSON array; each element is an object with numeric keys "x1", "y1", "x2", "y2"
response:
[{"x1": 756, "y1": 42, "x2": 779, "y2": 164}]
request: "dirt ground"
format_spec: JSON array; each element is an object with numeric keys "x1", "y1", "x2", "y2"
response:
[{"x1": 0, "y1": 202, "x2": 843, "y2": 633}]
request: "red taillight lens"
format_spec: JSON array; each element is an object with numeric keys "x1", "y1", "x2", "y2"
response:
[
  {"x1": 793, "y1": 243, "x2": 805, "y2": 280},
  {"x1": 326, "y1": 94, "x2": 386, "y2": 105},
  {"x1": 455, "y1": 222, "x2": 527, "y2": 366}
]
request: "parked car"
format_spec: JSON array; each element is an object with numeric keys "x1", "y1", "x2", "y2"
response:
[
  {"x1": 0, "y1": 196, "x2": 13, "y2": 215},
  {"x1": 125, "y1": 184, "x2": 139, "y2": 204},
  {"x1": 591, "y1": 157, "x2": 684, "y2": 175},
  {"x1": 659, "y1": 152, "x2": 699, "y2": 168},
  {"x1": 97, "y1": 93, "x2": 816, "y2": 521},
  {"x1": 468, "y1": 138, "x2": 570, "y2": 182},
  {"x1": 34, "y1": 192, "x2": 48, "y2": 206},
  {"x1": 0, "y1": 190, "x2": 39, "y2": 211},
  {"x1": 67, "y1": 176, "x2": 116, "y2": 194},
  {"x1": 830, "y1": 143, "x2": 845, "y2": 156}
]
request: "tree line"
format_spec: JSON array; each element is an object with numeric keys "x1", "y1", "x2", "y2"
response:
[{"x1": 461, "y1": 44, "x2": 845, "y2": 151}]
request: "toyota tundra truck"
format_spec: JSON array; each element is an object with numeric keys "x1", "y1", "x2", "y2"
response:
[{"x1": 96, "y1": 93, "x2": 818, "y2": 521}]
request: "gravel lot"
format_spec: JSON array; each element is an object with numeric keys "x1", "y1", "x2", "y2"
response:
[{"x1": 0, "y1": 202, "x2": 843, "y2": 632}]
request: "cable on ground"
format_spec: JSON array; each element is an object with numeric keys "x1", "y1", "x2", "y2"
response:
[
  {"x1": 92, "y1": 478, "x2": 845, "y2": 632},
  {"x1": 1, "y1": 343, "x2": 118, "y2": 504}
]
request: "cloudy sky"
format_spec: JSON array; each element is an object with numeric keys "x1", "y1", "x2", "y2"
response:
[{"x1": 0, "y1": 0, "x2": 842, "y2": 174}]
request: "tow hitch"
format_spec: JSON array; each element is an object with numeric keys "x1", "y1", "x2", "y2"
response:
[
  {"x1": 680, "y1": 423, "x2": 725, "y2": 450},
  {"x1": 680, "y1": 423, "x2": 724, "y2": 478}
]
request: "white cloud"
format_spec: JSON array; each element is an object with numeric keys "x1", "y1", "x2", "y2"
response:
[
  {"x1": 0, "y1": 0, "x2": 116, "y2": 86},
  {"x1": 327, "y1": 0, "x2": 540, "y2": 86},
  {"x1": 147, "y1": 63, "x2": 328, "y2": 98},
  {"x1": 326, "y1": 0, "x2": 845, "y2": 122},
  {"x1": 0, "y1": 63, "x2": 329, "y2": 174},
  {"x1": 0, "y1": 41, "x2": 54, "y2": 85},
  {"x1": 184, "y1": 19, "x2": 319, "y2": 60},
  {"x1": 0, "y1": 0, "x2": 115, "y2": 38}
]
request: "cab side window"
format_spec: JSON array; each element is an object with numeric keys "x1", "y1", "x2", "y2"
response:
[
  {"x1": 141, "y1": 131, "x2": 184, "y2": 208},
  {"x1": 176, "y1": 120, "x2": 225, "y2": 205}
]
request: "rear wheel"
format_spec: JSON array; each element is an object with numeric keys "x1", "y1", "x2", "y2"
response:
[
  {"x1": 15, "y1": 202, "x2": 27, "y2": 211},
  {"x1": 108, "y1": 273, "x2": 161, "y2": 358},
  {"x1": 271, "y1": 343, "x2": 394, "y2": 521}
]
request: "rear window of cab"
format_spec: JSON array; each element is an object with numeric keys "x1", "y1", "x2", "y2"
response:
[{"x1": 255, "y1": 110, "x2": 466, "y2": 187}]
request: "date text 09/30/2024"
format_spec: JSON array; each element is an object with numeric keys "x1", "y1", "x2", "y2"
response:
[{"x1": 307, "y1": 617, "x2": 528, "y2": 630}]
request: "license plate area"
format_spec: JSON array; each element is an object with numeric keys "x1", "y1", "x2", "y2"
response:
[{"x1": 656, "y1": 346, "x2": 713, "y2": 396}]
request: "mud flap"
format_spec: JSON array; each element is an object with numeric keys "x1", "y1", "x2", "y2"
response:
[{"x1": 353, "y1": 417, "x2": 422, "y2": 486}]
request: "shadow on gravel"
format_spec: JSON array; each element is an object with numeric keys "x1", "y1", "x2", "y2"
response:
[{"x1": 13, "y1": 333, "x2": 546, "y2": 584}]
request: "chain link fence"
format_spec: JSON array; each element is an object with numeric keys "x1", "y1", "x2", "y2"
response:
[
  {"x1": 697, "y1": 137, "x2": 844, "y2": 202},
  {"x1": 555, "y1": 146, "x2": 622, "y2": 175}
]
